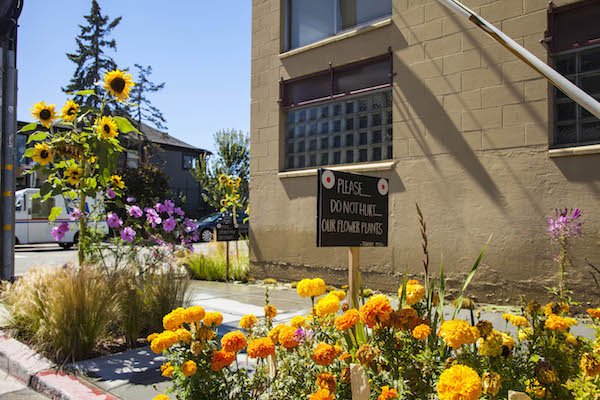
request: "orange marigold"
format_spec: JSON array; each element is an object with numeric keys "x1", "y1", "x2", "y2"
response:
[
  {"x1": 268, "y1": 324, "x2": 284, "y2": 344},
  {"x1": 412, "y1": 324, "x2": 431, "y2": 340},
  {"x1": 160, "y1": 362, "x2": 173, "y2": 378},
  {"x1": 309, "y1": 389, "x2": 334, "y2": 400},
  {"x1": 221, "y1": 330, "x2": 247, "y2": 353},
  {"x1": 335, "y1": 309, "x2": 360, "y2": 331},
  {"x1": 163, "y1": 307, "x2": 186, "y2": 331},
  {"x1": 360, "y1": 294, "x2": 393, "y2": 328},
  {"x1": 203, "y1": 311, "x2": 223, "y2": 327},
  {"x1": 211, "y1": 350, "x2": 236, "y2": 371},
  {"x1": 545, "y1": 314, "x2": 577, "y2": 332},
  {"x1": 240, "y1": 314, "x2": 259, "y2": 330},
  {"x1": 502, "y1": 313, "x2": 530, "y2": 328},
  {"x1": 398, "y1": 279, "x2": 425, "y2": 306},
  {"x1": 264, "y1": 304, "x2": 278, "y2": 319},
  {"x1": 316, "y1": 372, "x2": 336, "y2": 392},
  {"x1": 278, "y1": 325, "x2": 300, "y2": 349},
  {"x1": 378, "y1": 386, "x2": 398, "y2": 400},
  {"x1": 248, "y1": 337, "x2": 276, "y2": 359},
  {"x1": 185, "y1": 306, "x2": 205, "y2": 323},
  {"x1": 312, "y1": 342, "x2": 337, "y2": 366},
  {"x1": 438, "y1": 320, "x2": 480, "y2": 350},
  {"x1": 316, "y1": 294, "x2": 341, "y2": 317},
  {"x1": 153, "y1": 395, "x2": 169, "y2": 400},
  {"x1": 437, "y1": 364, "x2": 482, "y2": 400},
  {"x1": 181, "y1": 360, "x2": 197, "y2": 377},
  {"x1": 388, "y1": 308, "x2": 419, "y2": 330},
  {"x1": 175, "y1": 328, "x2": 192, "y2": 344},
  {"x1": 587, "y1": 308, "x2": 600, "y2": 319}
]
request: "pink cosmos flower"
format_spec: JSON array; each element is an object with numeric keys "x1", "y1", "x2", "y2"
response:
[
  {"x1": 120, "y1": 227, "x2": 136, "y2": 242},
  {"x1": 107, "y1": 212, "x2": 123, "y2": 229}
]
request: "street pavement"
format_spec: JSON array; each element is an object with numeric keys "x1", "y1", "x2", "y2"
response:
[{"x1": 0, "y1": 371, "x2": 47, "y2": 399}]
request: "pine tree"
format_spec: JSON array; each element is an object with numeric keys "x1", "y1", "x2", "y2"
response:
[
  {"x1": 63, "y1": 0, "x2": 122, "y2": 109},
  {"x1": 130, "y1": 64, "x2": 167, "y2": 130}
]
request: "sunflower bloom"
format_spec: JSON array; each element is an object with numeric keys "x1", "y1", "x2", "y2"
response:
[
  {"x1": 64, "y1": 165, "x2": 83, "y2": 186},
  {"x1": 31, "y1": 101, "x2": 56, "y2": 128},
  {"x1": 60, "y1": 100, "x2": 79, "y2": 122},
  {"x1": 437, "y1": 364, "x2": 482, "y2": 400},
  {"x1": 96, "y1": 116, "x2": 119, "y2": 140},
  {"x1": 109, "y1": 174, "x2": 125, "y2": 189},
  {"x1": 31, "y1": 143, "x2": 53, "y2": 165},
  {"x1": 103, "y1": 69, "x2": 134, "y2": 101}
]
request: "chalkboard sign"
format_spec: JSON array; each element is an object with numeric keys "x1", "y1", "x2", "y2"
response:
[
  {"x1": 317, "y1": 169, "x2": 388, "y2": 247},
  {"x1": 216, "y1": 213, "x2": 241, "y2": 242}
]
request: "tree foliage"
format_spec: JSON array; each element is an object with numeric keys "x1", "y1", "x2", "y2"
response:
[
  {"x1": 122, "y1": 163, "x2": 171, "y2": 210},
  {"x1": 63, "y1": 0, "x2": 123, "y2": 111},
  {"x1": 130, "y1": 64, "x2": 167, "y2": 130},
  {"x1": 191, "y1": 129, "x2": 249, "y2": 211}
]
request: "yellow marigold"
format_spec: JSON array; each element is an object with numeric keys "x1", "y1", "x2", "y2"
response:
[
  {"x1": 564, "y1": 332, "x2": 578, "y2": 346},
  {"x1": 60, "y1": 100, "x2": 79, "y2": 122},
  {"x1": 378, "y1": 386, "x2": 398, "y2": 400},
  {"x1": 264, "y1": 304, "x2": 278, "y2": 319},
  {"x1": 335, "y1": 309, "x2": 360, "y2": 331},
  {"x1": 399, "y1": 279, "x2": 425, "y2": 306},
  {"x1": 535, "y1": 361, "x2": 558, "y2": 385},
  {"x1": 544, "y1": 302, "x2": 569, "y2": 316},
  {"x1": 526, "y1": 379, "x2": 547, "y2": 399},
  {"x1": 388, "y1": 308, "x2": 420, "y2": 330},
  {"x1": 581, "y1": 352, "x2": 600, "y2": 377},
  {"x1": 268, "y1": 324, "x2": 284, "y2": 344},
  {"x1": 309, "y1": 389, "x2": 334, "y2": 400},
  {"x1": 330, "y1": 290, "x2": 346, "y2": 301},
  {"x1": 587, "y1": 308, "x2": 600, "y2": 319},
  {"x1": 247, "y1": 337, "x2": 276, "y2": 359},
  {"x1": 163, "y1": 308, "x2": 186, "y2": 331},
  {"x1": 203, "y1": 311, "x2": 223, "y2": 327},
  {"x1": 297, "y1": 278, "x2": 327, "y2": 298},
  {"x1": 500, "y1": 332, "x2": 515, "y2": 351},
  {"x1": 211, "y1": 350, "x2": 235, "y2": 371},
  {"x1": 175, "y1": 328, "x2": 192, "y2": 344},
  {"x1": 278, "y1": 325, "x2": 300, "y2": 349},
  {"x1": 240, "y1": 314, "x2": 258, "y2": 330},
  {"x1": 150, "y1": 331, "x2": 178, "y2": 354},
  {"x1": 185, "y1": 306, "x2": 205, "y2": 323},
  {"x1": 359, "y1": 294, "x2": 393, "y2": 328},
  {"x1": 31, "y1": 101, "x2": 56, "y2": 128},
  {"x1": 31, "y1": 143, "x2": 53, "y2": 166},
  {"x1": 103, "y1": 69, "x2": 135, "y2": 101},
  {"x1": 316, "y1": 294, "x2": 340, "y2": 317},
  {"x1": 290, "y1": 315, "x2": 307, "y2": 328},
  {"x1": 502, "y1": 313, "x2": 530, "y2": 328},
  {"x1": 545, "y1": 313, "x2": 577, "y2": 332},
  {"x1": 412, "y1": 324, "x2": 431, "y2": 341},
  {"x1": 181, "y1": 360, "x2": 197, "y2": 377},
  {"x1": 316, "y1": 372, "x2": 336, "y2": 392},
  {"x1": 221, "y1": 330, "x2": 247, "y2": 353},
  {"x1": 160, "y1": 362, "x2": 173, "y2": 378},
  {"x1": 518, "y1": 327, "x2": 533, "y2": 342},
  {"x1": 438, "y1": 320, "x2": 480, "y2": 350},
  {"x1": 312, "y1": 342, "x2": 337, "y2": 366},
  {"x1": 96, "y1": 116, "x2": 118, "y2": 140},
  {"x1": 147, "y1": 333, "x2": 159, "y2": 343},
  {"x1": 477, "y1": 330, "x2": 503, "y2": 357},
  {"x1": 153, "y1": 395, "x2": 169, "y2": 400},
  {"x1": 197, "y1": 326, "x2": 215, "y2": 342},
  {"x1": 191, "y1": 341, "x2": 204, "y2": 355},
  {"x1": 482, "y1": 372, "x2": 501, "y2": 396},
  {"x1": 437, "y1": 364, "x2": 482, "y2": 400}
]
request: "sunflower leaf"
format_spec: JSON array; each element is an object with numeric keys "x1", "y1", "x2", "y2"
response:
[
  {"x1": 24, "y1": 148, "x2": 36, "y2": 158},
  {"x1": 48, "y1": 207, "x2": 63, "y2": 222},
  {"x1": 68, "y1": 89, "x2": 96, "y2": 96},
  {"x1": 18, "y1": 122, "x2": 38, "y2": 133},
  {"x1": 113, "y1": 117, "x2": 140, "y2": 134},
  {"x1": 26, "y1": 131, "x2": 49, "y2": 144}
]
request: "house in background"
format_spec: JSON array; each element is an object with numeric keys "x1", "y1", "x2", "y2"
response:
[{"x1": 16, "y1": 121, "x2": 211, "y2": 218}]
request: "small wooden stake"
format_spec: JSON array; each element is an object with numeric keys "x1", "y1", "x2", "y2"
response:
[
  {"x1": 226, "y1": 241, "x2": 230, "y2": 282},
  {"x1": 349, "y1": 247, "x2": 360, "y2": 309}
]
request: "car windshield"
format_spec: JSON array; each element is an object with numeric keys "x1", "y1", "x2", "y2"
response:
[{"x1": 199, "y1": 213, "x2": 220, "y2": 223}]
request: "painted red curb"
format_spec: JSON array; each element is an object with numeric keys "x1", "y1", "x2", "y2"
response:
[{"x1": 33, "y1": 370, "x2": 121, "y2": 400}]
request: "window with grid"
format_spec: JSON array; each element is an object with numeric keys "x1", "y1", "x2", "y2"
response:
[
  {"x1": 281, "y1": 53, "x2": 393, "y2": 170},
  {"x1": 547, "y1": 0, "x2": 600, "y2": 147}
]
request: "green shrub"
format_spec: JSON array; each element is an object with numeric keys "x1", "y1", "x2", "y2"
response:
[{"x1": 185, "y1": 243, "x2": 249, "y2": 282}]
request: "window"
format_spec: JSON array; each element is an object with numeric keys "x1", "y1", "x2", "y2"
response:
[
  {"x1": 182, "y1": 154, "x2": 197, "y2": 170},
  {"x1": 282, "y1": 53, "x2": 393, "y2": 170},
  {"x1": 547, "y1": 0, "x2": 600, "y2": 147},
  {"x1": 285, "y1": 0, "x2": 392, "y2": 51}
]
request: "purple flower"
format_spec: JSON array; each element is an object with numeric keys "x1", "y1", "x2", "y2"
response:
[
  {"x1": 107, "y1": 212, "x2": 123, "y2": 229},
  {"x1": 155, "y1": 202, "x2": 166, "y2": 213},
  {"x1": 163, "y1": 216, "x2": 176, "y2": 232},
  {"x1": 164, "y1": 200, "x2": 175, "y2": 215},
  {"x1": 120, "y1": 227, "x2": 136, "y2": 242},
  {"x1": 128, "y1": 205, "x2": 143, "y2": 218},
  {"x1": 106, "y1": 188, "x2": 116, "y2": 199},
  {"x1": 126, "y1": 196, "x2": 136, "y2": 203},
  {"x1": 183, "y1": 218, "x2": 198, "y2": 233},
  {"x1": 70, "y1": 208, "x2": 83, "y2": 221},
  {"x1": 547, "y1": 208, "x2": 583, "y2": 240},
  {"x1": 174, "y1": 207, "x2": 185, "y2": 217},
  {"x1": 51, "y1": 222, "x2": 70, "y2": 241},
  {"x1": 145, "y1": 208, "x2": 162, "y2": 227},
  {"x1": 293, "y1": 328, "x2": 314, "y2": 344}
]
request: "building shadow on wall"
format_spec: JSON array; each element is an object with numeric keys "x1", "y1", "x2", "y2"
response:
[{"x1": 551, "y1": 155, "x2": 600, "y2": 197}]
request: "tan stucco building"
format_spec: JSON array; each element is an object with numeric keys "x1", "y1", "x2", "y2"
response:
[{"x1": 249, "y1": 0, "x2": 600, "y2": 303}]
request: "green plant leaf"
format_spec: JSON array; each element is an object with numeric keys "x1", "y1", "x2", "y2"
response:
[
  {"x1": 31, "y1": 192, "x2": 40, "y2": 200},
  {"x1": 48, "y1": 207, "x2": 63, "y2": 222},
  {"x1": 68, "y1": 89, "x2": 96, "y2": 96},
  {"x1": 39, "y1": 182, "x2": 52, "y2": 197},
  {"x1": 113, "y1": 116, "x2": 140, "y2": 134},
  {"x1": 26, "y1": 131, "x2": 49, "y2": 144},
  {"x1": 18, "y1": 122, "x2": 38, "y2": 133},
  {"x1": 24, "y1": 148, "x2": 36, "y2": 158}
]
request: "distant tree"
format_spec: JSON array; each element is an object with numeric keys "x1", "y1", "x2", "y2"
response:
[
  {"x1": 122, "y1": 163, "x2": 171, "y2": 209},
  {"x1": 63, "y1": 0, "x2": 123, "y2": 111},
  {"x1": 191, "y1": 129, "x2": 249, "y2": 211},
  {"x1": 130, "y1": 64, "x2": 167, "y2": 130}
]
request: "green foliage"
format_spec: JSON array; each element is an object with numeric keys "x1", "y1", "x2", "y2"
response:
[
  {"x1": 130, "y1": 64, "x2": 167, "y2": 130},
  {"x1": 191, "y1": 129, "x2": 249, "y2": 210},
  {"x1": 121, "y1": 163, "x2": 171, "y2": 209},
  {"x1": 184, "y1": 243, "x2": 249, "y2": 282}
]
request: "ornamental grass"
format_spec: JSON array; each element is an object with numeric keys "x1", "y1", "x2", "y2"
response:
[{"x1": 184, "y1": 242, "x2": 249, "y2": 282}]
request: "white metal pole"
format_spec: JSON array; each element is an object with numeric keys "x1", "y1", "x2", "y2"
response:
[{"x1": 435, "y1": 0, "x2": 600, "y2": 120}]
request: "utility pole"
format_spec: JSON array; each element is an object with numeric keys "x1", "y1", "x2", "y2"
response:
[{"x1": 0, "y1": 0, "x2": 23, "y2": 281}]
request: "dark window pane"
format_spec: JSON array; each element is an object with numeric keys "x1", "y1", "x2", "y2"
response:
[
  {"x1": 321, "y1": 138, "x2": 329, "y2": 149},
  {"x1": 289, "y1": 0, "x2": 334, "y2": 49},
  {"x1": 555, "y1": 54, "x2": 576, "y2": 75},
  {"x1": 371, "y1": 93, "x2": 384, "y2": 110},
  {"x1": 333, "y1": 104, "x2": 342, "y2": 116},
  {"x1": 345, "y1": 150, "x2": 354, "y2": 163},
  {"x1": 359, "y1": 132, "x2": 368, "y2": 145},
  {"x1": 581, "y1": 75, "x2": 600, "y2": 95},
  {"x1": 386, "y1": 110, "x2": 393, "y2": 124},
  {"x1": 308, "y1": 108, "x2": 318, "y2": 120},
  {"x1": 556, "y1": 124, "x2": 577, "y2": 145},
  {"x1": 371, "y1": 113, "x2": 382, "y2": 127},
  {"x1": 346, "y1": 134, "x2": 354, "y2": 146},
  {"x1": 372, "y1": 147, "x2": 382, "y2": 161},
  {"x1": 284, "y1": 73, "x2": 331, "y2": 106},
  {"x1": 321, "y1": 153, "x2": 329, "y2": 165},
  {"x1": 359, "y1": 149, "x2": 368, "y2": 162},
  {"x1": 320, "y1": 122, "x2": 330, "y2": 134},
  {"x1": 287, "y1": 157, "x2": 294, "y2": 169},
  {"x1": 372, "y1": 130, "x2": 382, "y2": 144},
  {"x1": 295, "y1": 125, "x2": 305, "y2": 137},
  {"x1": 309, "y1": 153, "x2": 317, "y2": 166},
  {"x1": 335, "y1": 58, "x2": 390, "y2": 95},
  {"x1": 333, "y1": 151, "x2": 341, "y2": 164},
  {"x1": 308, "y1": 123, "x2": 317, "y2": 135},
  {"x1": 333, "y1": 120, "x2": 342, "y2": 132},
  {"x1": 288, "y1": 126, "x2": 295, "y2": 138},
  {"x1": 297, "y1": 141, "x2": 305, "y2": 152},
  {"x1": 337, "y1": 0, "x2": 392, "y2": 31},
  {"x1": 345, "y1": 117, "x2": 354, "y2": 130},
  {"x1": 320, "y1": 106, "x2": 329, "y2": 118},
  {"x1": 581, "y1": 121, "x2": 600, "y2": 142},
  {"x1": 333, "y1": 136, "x2": 341, "y2": 148},
  {"x1": 387, "y1": 145, "x2": 393, "y2": 159},
  {"x1": 298, "y1": 155, "x2": 305, "y2": 168},
  {"x1": 580, "y1": 48, "x2": 600, "y2": 73},
  {"x1": 359, "y1": 116, "x2": 368, "y2": 129},
  {"x1": 556, "y1": 102, "x2": 576, "y2": 121},
  {"x1": 287, "y1": 143, "x2": 294, "y2": 154},
  {"x1": 296, "y1": 110, "x2": 306, "y2": 122},
  {"x1": 346, "y1": 101, "x2": 355, "y2": 114}
]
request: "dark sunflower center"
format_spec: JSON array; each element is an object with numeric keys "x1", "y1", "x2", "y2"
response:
[
  {"x1": 110, "y1": 77, "x2": 126, "y2": 93},
  {"x1": 68, "y1": 108, "x2": 76, "y2": 115},
  {"x1": 40, "y1": 110, "x2": 51, "y2": 120},
  {"x1": 40, "y1": 150, "x2": 49, "y2": 159},
  {"x1": 104, "y1": 124, "x2": 111, "y2": 133}
]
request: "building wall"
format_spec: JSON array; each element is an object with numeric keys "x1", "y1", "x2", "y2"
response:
[{"x1": 250, "y1": 0, "x2": 600, "y2": 303}]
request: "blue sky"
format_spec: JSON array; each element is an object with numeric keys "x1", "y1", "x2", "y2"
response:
[{"x1": 17, "y1": 0, "x2": 251, "y2": 153}]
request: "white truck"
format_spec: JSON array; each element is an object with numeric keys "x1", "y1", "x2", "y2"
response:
[{"x1": 14, "y1": 188, "x2": 109, "y2": 249}]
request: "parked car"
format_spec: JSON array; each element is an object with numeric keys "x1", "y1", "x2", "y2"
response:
[
  {"x1": 15, "y1": 188, "x2": 108, "y2": 249},
  {"x1": 196, "y1": 211, "x2": 249, "y2": 242}
]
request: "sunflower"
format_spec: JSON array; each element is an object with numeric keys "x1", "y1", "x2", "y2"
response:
[
  {"x1": 64, "y1": 165, "x2": 83, "y2": 186},
  {"x1": 103, "y1": 69, "x2": 134, "y2": 102},
  {"x1": 109, "y1": 175, "x2": 125, "y2": 189},
  {"x1": 96, "y1": 116, "x2": 119, "y2": 140},
  {"x1": 60, "y1": 100, "x2": 80, "y2": 122},
  {"x1": 31, "y1": 101, "x2": 56, "y2": 128},
  {"x1": 31, "y1": 143, "x2": 54, "y2": 166}
]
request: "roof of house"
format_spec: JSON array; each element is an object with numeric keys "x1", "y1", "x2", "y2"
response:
[{"x1": 137, "y1": 122, "x2": 210, "y2": 154}]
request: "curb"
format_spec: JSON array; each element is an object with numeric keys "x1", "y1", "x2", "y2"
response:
[{"x1": 0, "y1": 331, "x2": 121, "y2": 400}]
